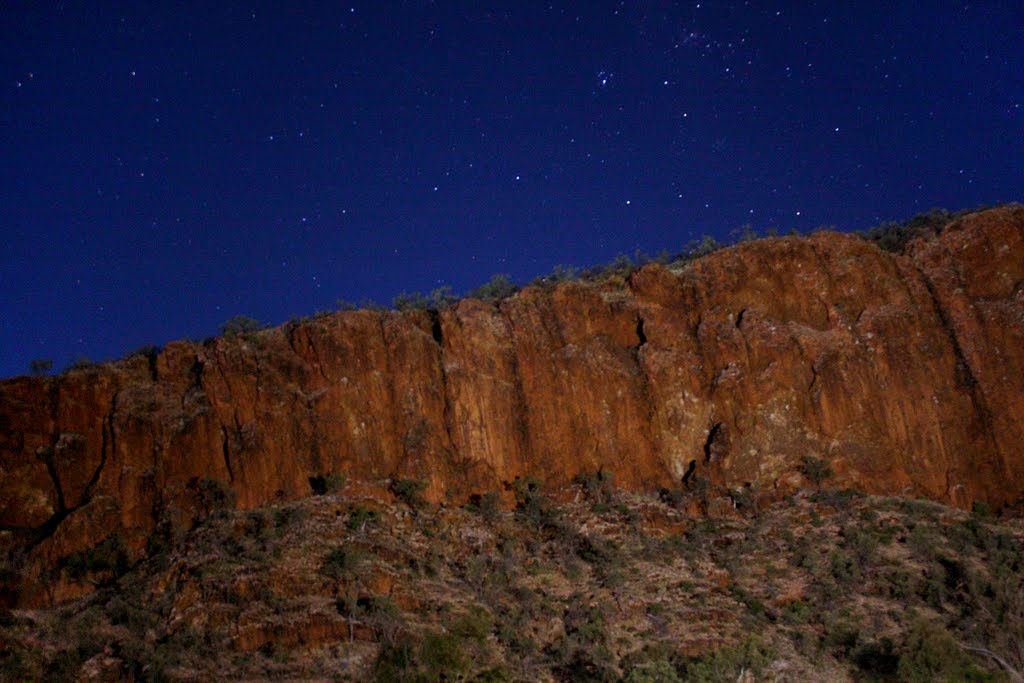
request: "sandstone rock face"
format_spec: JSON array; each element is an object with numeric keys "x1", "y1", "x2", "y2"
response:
[{"x1": 1, "y1": 205, "x2": 1022, "y2": 606}]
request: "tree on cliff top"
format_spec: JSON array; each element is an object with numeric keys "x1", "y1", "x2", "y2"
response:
[{"x1": 220, "y1": 315, "x2": 265, "y2": 339}]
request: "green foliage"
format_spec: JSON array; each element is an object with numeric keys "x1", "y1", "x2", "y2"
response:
[
  {"x1": 897, "y1": 621, "x2": 997, "y2": 682},
  {"x1": 829, "y1": 549, "x2": 861, "y2": 585},
  {"x1": 391, "y1": 478, "x2": 428, "y2": 509},
  {"x1": 856, "y1": 207, "x2": 964, "y2": 253},
  {"x1": 851, "y1": 638, "x2": 900, "y2": 677},
  {"x1": 685, "y1": 235, "x2": 723, "y2": 259},
  {"x1": 450, "y1": 606, "x2": 494, "y2": 643},
  {"x1": 64, "y1": 355, "x2": 96, "y2": 372},
  {"x1": 674, "y1": 637, "x2": 775, "y2": 682},
  {"x1": 800, "y1": 456, "x2": 833, "y2": 488},
  {"x1": 623, "y1": 658, "x2": 682, "y2": 683},
  {"x1": 373, "y1": 640, "x2": 417, "y2": 683},
  {"x1": 194, "y1": 477, "x2": 236, "y2": 517},
  {"x1": 219, "y1": 315, "x2": 265, "y2": 339},
  {"x1": 346, "y1": 504, "x2": 379, "y2": 531},
  {"x1": 61, "y1": 534, "x2": 130, "y2": 582},
  {"x1": 28, "y1": 358, "x2": 53, "y2": 376},
  {"x1": 470, "y1": 666, "x2": 512, "y2": 682},
  {"x1": 335, "y1": 298, "x2": 358, "y2": 310},
  {"x1": 529, "y1": 264, "x2": 579, "y2": 290},
  {"x1": 603, "y1": 253, "x2": 639, "y2": 278},
  {"x1": 550, "y1": 599, "x2": 616, "y2": 682},
  {"x1": 374, "y1": 630, "x2": 467, "y2": 683},
  {"x1": 467, "y1": 491, "x2": 501, "y2": 521},
  {"x1": 575, "y1": 469, "x2": 615, "y2": 506},
  {"x1": 319, "y1": 547, "x2": 363, "y2": 580},
  {"x1": 419, "y1": 631, "x2": 468, "y2": 679},
  {"x1": 729, "y1": 585, "x2": 768, "y2": 620},
  {"x1": 511, "y1": 476, "x2": 560, "y2": 531},
  {"x1": 468, "y1": 273, "x2": 518, "y2": 303},
  {"x1": 428, "y1": 285, "x2": 458, "y2": 309},
  {"x1": 730, "y1": 223, "x2": 760, "y2": 243},
  {"x1": 781, "y1": 599, "x2": 812, "y2": 625},
  {"x1": 392, "y1": 290, "x2": 431, "y2": 311},
  {"x1": 308, "y1": 472, "x2": 346, "y2": 495}
]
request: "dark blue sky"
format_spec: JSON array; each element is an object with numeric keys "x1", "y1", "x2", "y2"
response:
[{"x1": 2, "y1": 1, "x2": 1021, "y2": 378}]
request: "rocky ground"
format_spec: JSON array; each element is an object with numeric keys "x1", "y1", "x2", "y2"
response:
[{"x1": 2, "y1": 476, "x2": 1023, "y2": 682}]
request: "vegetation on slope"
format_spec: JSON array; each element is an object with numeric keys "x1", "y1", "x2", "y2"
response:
[{"x1": 2, "y1": 477, "x2": 1022, "y2": 682}]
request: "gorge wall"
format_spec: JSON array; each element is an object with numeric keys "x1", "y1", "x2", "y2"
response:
[{"x1": 1, "y1": 205, "x2": 1023, "y2": 606}]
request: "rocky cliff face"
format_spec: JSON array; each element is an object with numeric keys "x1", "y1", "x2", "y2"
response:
[{"x1": 2, "y1": 205, "x2": 1022, "y2": 607}]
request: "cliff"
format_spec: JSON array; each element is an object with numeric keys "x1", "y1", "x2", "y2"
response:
[{"x1": 1, "y1": 204, "x2": 1023, "y2": 607}]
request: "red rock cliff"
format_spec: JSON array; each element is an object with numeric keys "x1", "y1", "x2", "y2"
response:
[{"x1": 1, "y1": 205, "x2": 1023, "y2": 606}]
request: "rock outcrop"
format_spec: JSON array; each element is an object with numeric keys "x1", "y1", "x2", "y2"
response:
[{"x1": 1, "y1": 205, "x2": 1022, "y2": 607}]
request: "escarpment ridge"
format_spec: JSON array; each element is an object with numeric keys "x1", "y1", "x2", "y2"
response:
[{"x1": 1, "y1": 204, "x2": 1023, "y2": 607}]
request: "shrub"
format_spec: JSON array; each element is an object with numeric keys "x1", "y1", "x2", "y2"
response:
[
  {"x1": 624, "y1": 658, "x2": 682, "y2": 683},
  {"x1": 897, "y1": 621, "x2": 995, "y2": 682},
  {"x1": 852, "y1": 638, "x2": 900, "y2": 677},
  {"x1": 857, "y1": 208, "x2": 955, "y2": 253},
  {"x1": 471, "y1": 666, "x2": 512, "y2": 682},
  {"x1": 428, "y1": 286, "x2": 458, "y2": 309},
  {"x1": 800, "y1": 456, "x2": 833, "y2": 488},
  {"x1": 195, "y1": 477, "x2": 236, "y2": 516},
  {"x1": 674, "y1": 637, "x2": 774, "y2": 682},
  {"x1": 468, "y1": 274, "x2": 518, "y2": 303},
  {"x1": 64, "y1": 355, "x2": 96, "y2": 372},
  {"x1": 308, "y1": 472, "x2": 346, "y2": 495},
  {"x1": 319, "y1": 547, "x2": 363, "y2": 580},
  {"x1": 658, "y1": 487, "x2": 686, "y2": 509},
  {"x1": 529, "y1": 264, "x2": 579, "y2": 290},
  {"x1": 28, "y1": 359, "x2": 53, "y2": 376},
  {"x1": 61, "y1": 534, "x2": 130, "y2": 583},
  {"x1": 730, "y1": 223, "x2": 760, "y2": 243},
  {"x1": 347, "y1": 505, "x2": 379, "y2": 531},
  {"x1": 575, "y1": 470, "x2": 615, "y2": 506},
  {"x1": 335, "y1": 298, "x2": 358, "y2": 310},
  {"x1": 511, "y1": 476, "x2": 559, "y2": 530},
  {"x1": 391, "y1": 478, "x2": 428, "y2": 509},
  {"x1": 373, "y1": 626, "x2": 469, "y2": 682},
  {"x1": 451, "y1": 606, "x2": 494, "y2": 643},
  {"x1": 373, "y1": 639, "x2": 417, "y2": 683},
  {"x1": 360, "y1": 595, "x2": 404, "y2": 644},
  {"x1": 830, "y1": 549, "x2": 860, "y2": 586},
  {"x1": 686, "y1": 235, "x2": 723, "y2": 259},
  {"x1": 467, "y1": 491, "x2": 501, "y2": 522},
  {"x1": 781, "y1": 599, "x2": 812, "y2": 625},
  {"x1": 602, "y1": 253, "x2": 639, "y2": 278},
  {"x1": 219, "y1": 315, "x2": 265, "y2": 339},
  {"x1": 392, "y1": 291, "x2": 431, "y2": 311},
  {"x1": 419, "y1": 631, "x2": 467, "y2": 680}
]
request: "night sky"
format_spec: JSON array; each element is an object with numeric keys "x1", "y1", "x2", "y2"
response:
[{"x1": 2, "y1": 2, "x2": 1022, "y2": 378}]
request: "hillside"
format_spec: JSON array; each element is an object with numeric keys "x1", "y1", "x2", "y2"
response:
[{"x1": 2, "y1": 484, "x2": 1022, "y2": 681}]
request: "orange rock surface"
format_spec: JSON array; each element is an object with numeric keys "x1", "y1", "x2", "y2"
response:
[{"x1": 1, "y1": 205, "x2": 1022, "y2": 606}]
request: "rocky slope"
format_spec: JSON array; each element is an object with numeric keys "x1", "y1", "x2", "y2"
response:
[
  {"x1": 1, "y1": 204, "x2": 1023, "y2": 608},
  {"x1": 2, "y1": 485, "x2": 1022, "y2": 681}
]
